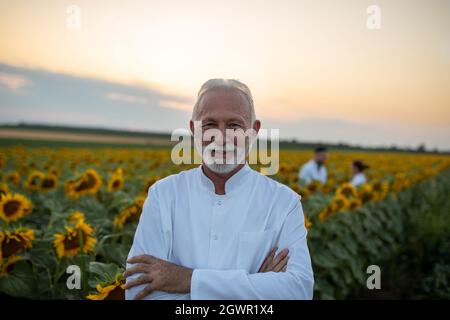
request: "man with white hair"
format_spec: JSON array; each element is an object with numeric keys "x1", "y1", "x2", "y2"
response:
[{"x1": 124, "y1": 79, "x2": 314, "y2": 300}]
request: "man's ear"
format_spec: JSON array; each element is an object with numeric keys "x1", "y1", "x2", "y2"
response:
[
  {"x1": 253, "y1": 120, "x2": 261, "y2": 134},
  {"x1": 189, "y1": 120, "x2": 195, "y2": 135}
]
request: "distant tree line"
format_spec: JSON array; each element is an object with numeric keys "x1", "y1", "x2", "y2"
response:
[{"x1": 0, "y1": 122, "x2": 447, "y2": 154}]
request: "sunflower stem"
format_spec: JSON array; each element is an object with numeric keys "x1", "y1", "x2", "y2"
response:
[{"x1": 81, "y1": 254, "x2": 88, "y2": 296}]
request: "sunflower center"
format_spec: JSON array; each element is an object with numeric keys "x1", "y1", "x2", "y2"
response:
[
  {"x1": 30, "y1": 175, "x2": 41, "y2": 186},
  {"x1": 2, "y1": 238, "x2": 24, "y2": 258},
  {"x1": 105, "y1": 285, "x2": 125, "y2": 300},
  {"x1": 74, "y1": 174, "x2": 96, "y2": 192},
  {"x1": 128, "y1": 211, "x2": 141, "y2": 223},
  {"x1": 4, "y1": 200, "x2": 21, "y2": 216},
  {"x1": 63, "y1": 231, "x2": 87, "y2": 250},
  {"x1": 360, "y1": 192, "x2": 373, "y2": 203},
  {"x1": 341, "y1": 188, "x2": 353, "y2": 196},
  {"x1": 112, "y1": 180, "x2": 121, "y2": 188},
  {"x1": 41, "y1": 177, "x2": 55, "y2": 189}
]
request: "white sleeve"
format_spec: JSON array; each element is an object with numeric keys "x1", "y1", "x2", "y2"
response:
[
  {"x1": 125, "y1": 185, "x2": 188, "y2": 300},
  {"x1": 190, "y1": 201, "x2": 314, "y2": 300}
]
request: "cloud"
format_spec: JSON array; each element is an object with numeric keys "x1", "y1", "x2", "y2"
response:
[
  {"x1": 0, "y1": 63, "x2": 192, "y2": 132},
  {"x1": 104, "y1": 92, "x2": 148, "y2": 105},
  {"x1": 0, "y1": 72, "x2": 30, "y2": 91}
]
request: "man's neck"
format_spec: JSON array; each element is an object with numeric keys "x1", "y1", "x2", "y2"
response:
[{"x1": 201, "y1": 163, "x2": 245, "y2": 195}]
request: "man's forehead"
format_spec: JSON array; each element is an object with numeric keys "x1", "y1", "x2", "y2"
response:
[
  {"x1": 201, "y1": 89, "x2": 248, "y2": 108},
  {"x1": 197, "y1": 89, "x2": 251, "y2": 119}
]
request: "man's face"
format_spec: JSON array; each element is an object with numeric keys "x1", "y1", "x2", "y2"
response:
[
  {"x1": 314, "y1": 151, "x2": 327, "y2": 165},
  {"x1": 190, "y1": 89, "x2": 260, "y2": 174}
]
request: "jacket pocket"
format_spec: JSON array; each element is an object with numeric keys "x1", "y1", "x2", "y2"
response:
[{"x1": 237, "y1": 229, "x2": 277, "y2": 273}]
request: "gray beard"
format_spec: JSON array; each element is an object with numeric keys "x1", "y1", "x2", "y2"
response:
[{"x1": 204, "y1": 162, "x2": 240, "y2": 174}]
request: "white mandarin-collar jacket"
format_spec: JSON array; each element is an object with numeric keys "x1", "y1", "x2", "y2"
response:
[{"x1": 126, "y1": 163, "x2": 314, "y2": 300}]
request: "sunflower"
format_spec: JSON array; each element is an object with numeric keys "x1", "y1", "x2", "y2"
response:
[
  {"x1": 40, "y1": 174, "x2": 58, "y2": 192},
  {"x1": 65, "y1": 169, "x2": 103, "y2": 199},
  {"x1": 86, "y1": 275, "x2": 125, "y2": 300},
  {"x1": 0, "y1": 183, "x2": 9, "y2": 199},
  {"x1": 336, "y1": 182, "x2": 357, "y2": 198},
  {"x1": 47, "y1": 166, "x2": 60, "y2": 178},
  {"x1": 53, "y1": 220, "x2": 97, "y2": 258},
  {"x1": 0, "y1": 255, "x2": 23, "y2": 277},
  {"x1": 0, "y1": 228, "x2": 35, "y2": 260},
  {"x1": 306, "y1": 181, "x2": 322, "y2": 193},
  {"x1": 113, "y1": 196, "x2": 145, "y2": 229},
  {"x1": 304, "y1": 215, "x2": 312, "y2": 231},
  {"x1": 318, "y1": 205, "x2": 332, "y2": 222},
  {"x1": 348, "y1": 198, "x2": 362, "y2": 211},
  {"x1": 372, "y1": 181, "x2": 389, "y2": 201},
  {"x1": 0, "y1": 193, "x2": 33, "y2": 223},
  {"x1": 358, "y1": 184, "x2": 374, "y2": 203},
  {"x1": 64, "y1": 180, "x2": 77, "y2": 198},
  {"x1": 330, "y1": 194, "x2": 350, "y2": 213},
  {"x1": 24, "y1": 170, "x2": 45, "y2": 191},
  {"x1": 6, "y1": 171, "x2": 21, "y2": 186},
  {"x1": 107, "y1": 168, "x2": 124, "y2": 192},
  {"x1": 68, "y1": 210, "x2": 86, "y2": 223},
  {"x1": 73, "y1": 169, "x2": 102, "y2": 195}
]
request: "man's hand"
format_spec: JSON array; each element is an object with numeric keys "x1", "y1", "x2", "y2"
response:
[
  {"x1": 258, "y1": 247, "x2": 289, "y2": 273},
  {"x1": 123, "y1": 255, "x2": 192, "y2": 300}
]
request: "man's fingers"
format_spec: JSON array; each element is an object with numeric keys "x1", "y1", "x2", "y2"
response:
[
  {"x1": 123, "y1": 263, "x2": 150, "y2": 277},
  {"x1": 134, "y1": 283, "x2": 153, "y2": 300},
  {"x1": 273, "y1": 254, "x2": 290, "y2": 272},
  {"x1": 267, "y1": 247, "x2": 277, "y2": 259},
  {"x1": 124, "y1": 274, "x2": 150, "y2": 290},
  {"x1": 127, "y1": 254, "x2": 156, "y2": 265},
  {"x1": 258, "y1": 248, "x2": 275, "y2": 272},
  {"x1": 258, "y1": 247, "x2": 277, "y2": 272},
  {"x1": 272, "y1": 248, "x2": 289, "y2": 267}
]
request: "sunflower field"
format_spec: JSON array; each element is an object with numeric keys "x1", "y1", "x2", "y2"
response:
[{"x1": 0, "y1": 146, "x2": 449, "y2": 299}]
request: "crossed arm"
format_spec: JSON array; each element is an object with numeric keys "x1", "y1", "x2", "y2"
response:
[
  {"x1": 124, "y1": 247, "x2": 290, "y2": 299},
  {"x1": 124, "y1": 188, "x2": 314, "y2": 300}
]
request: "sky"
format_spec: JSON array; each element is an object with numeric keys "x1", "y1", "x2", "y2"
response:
[{"x1": 0, "y1": 0, "x2": 449, "y2": 150}]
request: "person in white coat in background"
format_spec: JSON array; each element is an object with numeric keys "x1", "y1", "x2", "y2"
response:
[
  {"x1": 350, "y1": 160, "x2": 369, "y2": 187},
  {"x1": 298, "y1": 146, "x2": 328, "y2": 185},
  {"x1": 123, "y1": 79, "x2": 314, "y2": 300}
]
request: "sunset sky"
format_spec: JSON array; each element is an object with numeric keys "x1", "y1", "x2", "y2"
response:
[{"x1": 0, "y1": 0, "x2": 449, "y2": 149}]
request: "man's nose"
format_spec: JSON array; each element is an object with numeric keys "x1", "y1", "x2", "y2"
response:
[{"x1": 217, "y1": 125, "x2": 228, "y2": 145}]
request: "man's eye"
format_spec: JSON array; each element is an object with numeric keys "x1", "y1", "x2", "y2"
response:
[{"x1": 228, "y1": 123, "x2": 241, "y2": 128}]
